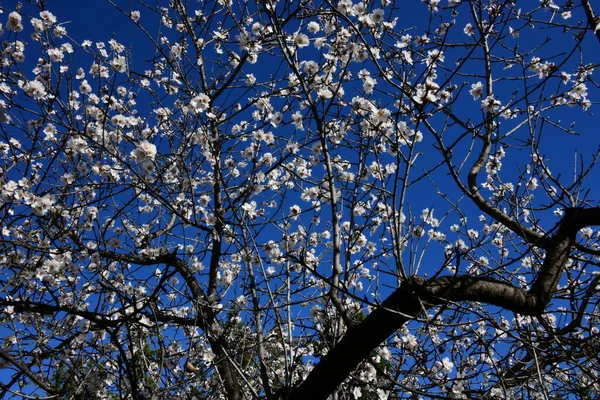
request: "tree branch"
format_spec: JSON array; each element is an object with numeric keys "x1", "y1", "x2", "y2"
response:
[
  {"x1": 0, "y1": 347, "x2": 61, "y2": 397},
  {"x1": 288, "y1": 207, "x2": 600, "y2": 399},
  {"x1": 582, "y1": 0, "x2": 600, "y2": 42}
]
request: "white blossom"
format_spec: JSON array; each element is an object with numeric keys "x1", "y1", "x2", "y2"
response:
[
  {"x1": 470, "y1": 82, "x2": 483, "y2": 100},
  {"x1": 24, "y1": 81, "x2": 47, "y2": 100},
  {"x1": 242, "y1": 201, "x2": 259, "y2": 219},
  {"x1": 294, "y1": 33, "x2": 310, "y2": 48},
  {"x1": 189, "y1": 93, "x2": 210, "y2": 113},
  {"x1": 481, "y1": 95, "x2": 501, "y2": 113},
  {"x1": 6, "y1": 12, "x2": 23, "y2": 32},
  {"x1": 131, "y1": 140, "x2": 157, "y2": 162}
]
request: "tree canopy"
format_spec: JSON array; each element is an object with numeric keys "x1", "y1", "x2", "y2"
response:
[{"x1": 1, "y1": 0, "x2": 600, "y2": 398}]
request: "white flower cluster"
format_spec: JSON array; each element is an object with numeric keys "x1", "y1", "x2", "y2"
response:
[{"x1": 131, "y1": 140, "x2": 157, "y2": 162}]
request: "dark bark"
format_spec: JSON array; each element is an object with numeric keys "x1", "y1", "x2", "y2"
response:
[
  {"x1": 0, "y1": 347, "x2": 61, "y2": 396},
  {"x1": 288, "y1": 278, "x2": 422, "y2": 400},
  {"x1": 582, "y1": 0, "x2": 600, "y2": 42},
  {"x1": 287, "y1": 207, "x2": 600, "y2": 400},
  {"x1": 170, "y1": 254, "x2": 244, "y2": 400}
]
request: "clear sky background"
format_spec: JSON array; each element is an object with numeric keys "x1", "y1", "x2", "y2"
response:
[
  {"x1": 2, "y1": 0, "x2": 600, "y2": 397},
  {"x1": 41, "y1": 0, "x2": 600, "y2": 205}
]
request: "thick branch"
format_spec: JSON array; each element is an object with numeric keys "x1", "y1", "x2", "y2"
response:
[
  {"x1": 97, "y1": 250, "x2": 244, "y2": 400},
  {"x1": 287, "y1": 278, "x2": 422, "y2": 400},
  {"x1": 167, "y1": 254, "x2": 243, "y2": 400},
  {"x1": 467, "y1": 135, "x2": 546, "y2": 246},
  {"x1": 0, "y1": 347, "x2": 61, "y2": 396},
  {"x1": 289, "y1": 207, "x2": 600, "y2": 400},
  {"x1": 582, "y1": 0, "x2": 600, "y2": 42}
]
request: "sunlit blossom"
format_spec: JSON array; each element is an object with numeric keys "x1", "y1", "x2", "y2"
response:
[
  {"x1": 131, "y1": 11, "x2": 141, "y2": 22},
  {"x1": 0, "y1": 2, "x2": 597, "y2": 399},
  {"x1": 481, "y1": 94, "x2": 501, "y2": 113},
  {"x1": 470, "y1": 82, "x2": 483, "y2": 100},
  {"x1": 131, "y1": 140, "x2": 157, "y2": 162},
  {"x1": 22, "y1": 81, "x2": 47, "y2": 101},
  {"x1": 6, "y1": 11, "x2": 23, "y2": 32},
  {"x1": 294, "y1": 33, "x2": 310, "y2": 48}
]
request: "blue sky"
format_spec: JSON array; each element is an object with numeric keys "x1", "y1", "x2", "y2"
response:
[{"x1": 2, "y1": 0, "x2": 600, "y2": 397}]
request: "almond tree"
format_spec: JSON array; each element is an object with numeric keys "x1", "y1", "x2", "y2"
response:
[{"x1": 0, "y1": 0, "x2": 599, "y2": 399}]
